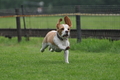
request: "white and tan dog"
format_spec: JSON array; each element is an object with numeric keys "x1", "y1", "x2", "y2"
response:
[{"x1": 40, "y1": 16, "x2": 72, "y2": 63}]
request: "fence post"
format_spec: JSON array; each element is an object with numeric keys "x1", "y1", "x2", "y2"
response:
[
  {"x1": 21, "y1": 5, "x2": 29, "y2": 41},
  {"x1": 15, "y1": 9, "x2": 22, "y2": 42},
  {"x1": 75, "y1": 5, "x2": 81, "y2": 42}
]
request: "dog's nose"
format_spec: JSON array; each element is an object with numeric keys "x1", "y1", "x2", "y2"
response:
[{"x1": 65, "y1": 31, "x2": 68, "y2": 33}]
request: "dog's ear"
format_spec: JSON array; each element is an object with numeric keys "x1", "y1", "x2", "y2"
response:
[
  {"x1": 64, "y1": 16, "x2": 72, "y2": 27},
  {"x1": 56, "y1": 18, "x2": 62, "y2": 29}
]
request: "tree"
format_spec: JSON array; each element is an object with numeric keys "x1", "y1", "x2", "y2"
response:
[{"x1": 0, "y1": 0, "x2": 120, "y2": 9}]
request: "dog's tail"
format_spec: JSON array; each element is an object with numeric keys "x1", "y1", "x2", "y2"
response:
[{"x1": 56, "y1": 18, "x2": 62, "y2": 29}]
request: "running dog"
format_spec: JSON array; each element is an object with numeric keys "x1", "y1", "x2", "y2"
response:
[{"x1": 40, "y1": 16, "x2": 72, "y2": 63}]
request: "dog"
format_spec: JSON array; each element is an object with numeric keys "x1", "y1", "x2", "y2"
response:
[{"x1": 40, "y1": 16, "x2": 72, "y2": 63}]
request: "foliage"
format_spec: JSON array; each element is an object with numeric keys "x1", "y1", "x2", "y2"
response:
[
  {"x1": 0, "y1": 37, "x2": 120, "y2": 80},
  {"x1": 0, "y1": 0, "x2": 120, "y2": 9}
]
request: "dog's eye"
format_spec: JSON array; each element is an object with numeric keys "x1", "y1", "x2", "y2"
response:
[
  {"x1": 61, "y1": 28, "x2": 64, "y2": 30},
  {"x1": 68, "y1": 28, "x2": 70, "y2": 30}
]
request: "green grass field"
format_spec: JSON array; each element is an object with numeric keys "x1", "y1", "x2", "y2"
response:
[
  {"x1": 0, "y1": 37, "x2": 120, "y2": 80},
  {"x1": 0, "y1": 16, "x2": 120, "y2": 29}
]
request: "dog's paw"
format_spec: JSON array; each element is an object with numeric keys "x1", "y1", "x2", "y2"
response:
[
  {"x1": 65, "y1": 61, "x2": 69, "y2": 64},
  {"x1": 65, "y1": 46, "x2": 70, "y2": 50},
  {"x1": 40, "y1": 49, "x2": 44, "y2": 52},
  {"x1": 49, "y1": 48, "x2": 54, "y2": 52}
]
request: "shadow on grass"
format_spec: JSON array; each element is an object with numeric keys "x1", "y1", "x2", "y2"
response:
[{"x1": 37, "y1": 60, "x2": 65, "y2": 64}]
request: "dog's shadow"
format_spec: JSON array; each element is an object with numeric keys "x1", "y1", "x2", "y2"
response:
[{"x1": 38, "y1": 60, "x2": 64, "y2": 64}]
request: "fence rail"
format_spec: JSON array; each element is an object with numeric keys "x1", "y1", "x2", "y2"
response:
[
  {"x1": 0, "y1": 29, "x2": 120, "y2": 41},
  {"x1": 1, "y1": 13, "x2": 120, "y2": 18}
]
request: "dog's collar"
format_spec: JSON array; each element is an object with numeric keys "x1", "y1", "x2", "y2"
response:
[{"x1": 57, "y1": 33, "x2": 63, "y2": 41}]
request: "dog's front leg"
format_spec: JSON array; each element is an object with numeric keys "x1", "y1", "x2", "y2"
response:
[
  {"x1": 64, "y1": 50, "x2": 69, "y2": 63},
  {"x1": 58, "y1": 44, "x2": 69, "y2": 50}
]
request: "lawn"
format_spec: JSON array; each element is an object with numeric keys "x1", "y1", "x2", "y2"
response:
[
  {"x1": 0, "y1": 37, "x2": 120, "y2": 80},
  {"x1": 0, "y1": 15, "x2": 120, "y2": 29}
]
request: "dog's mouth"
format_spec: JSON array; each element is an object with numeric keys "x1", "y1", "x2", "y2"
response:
[{"x1": 63, "y1": 34, "x2": 69, "y2": 37}]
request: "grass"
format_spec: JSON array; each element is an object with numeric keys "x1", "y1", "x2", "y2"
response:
[
  {"x1": 81, "y1": 16, "x2": 120, "y2": 29},
  {"x1": 70, "y1": 38, "x2": 120, "y2": 53},
  {"x1": 0, "y1": 16, "x2": 120, "y2": 29},
  {"x1": 0, "y1": 37, "x2": 120, "y2": 80}
]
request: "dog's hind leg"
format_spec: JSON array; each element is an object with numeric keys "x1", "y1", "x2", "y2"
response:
[
  {"x1": 49, "y1": 47, "x2": 54, "y2": 52},
  {"x1": 40, "y1": 43, "x2": 48, "y2": 52}
]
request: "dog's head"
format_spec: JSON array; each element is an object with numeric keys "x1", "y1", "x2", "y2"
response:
[{"x1": 56, "y1": 16, "x2": 72, "y2": 39}]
